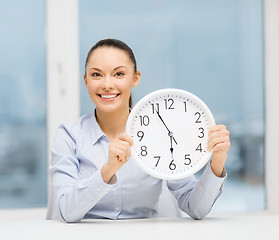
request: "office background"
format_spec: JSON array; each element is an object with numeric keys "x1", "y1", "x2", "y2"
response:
[{"x1": 0, "y1": 0, "x2": 278, "y2": 215}]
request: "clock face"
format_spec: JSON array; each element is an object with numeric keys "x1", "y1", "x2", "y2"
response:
[{"x1": 126, "y1": 88, "x2": 215, "y2": 180}]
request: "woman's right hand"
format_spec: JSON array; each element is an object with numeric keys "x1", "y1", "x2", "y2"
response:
[{"x1": 101, "y1": 133, "x2": 133, "y2": 183}]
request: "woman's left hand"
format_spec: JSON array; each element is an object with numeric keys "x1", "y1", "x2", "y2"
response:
[{"x1": 207, "y1": 125, "x2": 231, "y2": 177}]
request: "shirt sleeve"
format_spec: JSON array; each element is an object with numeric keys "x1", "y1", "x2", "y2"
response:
[
  {"x1": 166, "y1": 162, "x2": 227, "y2": 220},
  {"x1": 47, "y1": 125, "x2": 116, "y2": 223}
]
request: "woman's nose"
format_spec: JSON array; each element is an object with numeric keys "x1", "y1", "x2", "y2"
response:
[{"x1": 102, "y1": 76, "x2": 114, "y2": 91}]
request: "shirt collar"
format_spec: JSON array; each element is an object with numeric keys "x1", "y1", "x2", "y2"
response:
[{"x1": 90, "y1": 109, "x2": 108, "y2": 145}]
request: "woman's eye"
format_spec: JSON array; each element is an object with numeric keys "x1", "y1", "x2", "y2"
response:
[
  {"x1": 115, "y1": 72, "x2": 124, "y2": 77},
  {"x1": 92, "y1": 72, "x2": 101, "y2": 77}
]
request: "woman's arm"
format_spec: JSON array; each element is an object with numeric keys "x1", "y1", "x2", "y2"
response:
[
  {"x1": 47, "y1": 125, "x2": 115, "y2": 223},
  {"x1": 167, "y1": 125, "x2": 230, "y2": 220},
  {"x1": 47, "y1": 128, "x2": 133, "y2": 222}
]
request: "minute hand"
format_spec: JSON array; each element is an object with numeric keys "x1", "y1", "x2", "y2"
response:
[{"x1": 155, "y1": 110, "x2": 177, "y2": 145}]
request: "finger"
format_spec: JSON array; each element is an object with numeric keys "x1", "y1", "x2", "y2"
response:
[
  {"x1": 208, "y1": 136, "x2": 230, "y2": 151},
  {"x1": 117, "y1": 137, "x2": 132, "y2": 161},
  {"x1": 208, "y1": 135, "x2": 230, "y2": 147},
  {"x1": 209, "y1": 125, "x2": 228, "y2": 134},
  {"x1": 111, "y1": 139, "x2": 132, "y2": 162},
  {"x1": 208, "y1": 128, "x2": 230, "y2": 141},
  {"x1": 112, "y1": 150, "x2": 125, "y2": 162},
  {"x1": 212, "y1": 141, "x2": 231, "y2": 152},
  {"x1": 119, "y1": 133, "x2": 133, "y2": 146},
  {"x1": 208, "y1": 131, "x2": 230, "y2": 144},
  {"x1": 110, "y1": 145, "x2": 126, "y2": 161},
  {"x1": 209, "y1": 139, "x2": 230, "y2": 153}
]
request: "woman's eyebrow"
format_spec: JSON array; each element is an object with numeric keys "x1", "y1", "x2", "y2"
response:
[
  {"x1": 89, "y1": 67, "x2": 102, "y2": 72},
  {"x1": 89, "y1": 66, "x2": 127, "y2": 72},
  {"x1": 113, "y1": 66, "x2": 128, "y2": 71}
]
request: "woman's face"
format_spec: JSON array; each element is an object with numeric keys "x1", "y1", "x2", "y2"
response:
[{"x1": 84, "y1": 47, "x2": 140, "y2": 114}]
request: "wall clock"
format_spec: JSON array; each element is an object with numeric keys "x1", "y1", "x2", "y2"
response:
[{"x1": 126, "y1": 88, "x2": 215, "y2": 180}]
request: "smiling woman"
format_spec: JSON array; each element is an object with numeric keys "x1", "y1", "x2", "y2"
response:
[{"x1": 47, "y1": 39, "x2": 230, "y2": 222}]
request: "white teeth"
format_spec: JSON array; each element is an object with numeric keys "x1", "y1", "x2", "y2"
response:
[{"x1": 101, "y1": 94, "x2": 118, "y2": 99}]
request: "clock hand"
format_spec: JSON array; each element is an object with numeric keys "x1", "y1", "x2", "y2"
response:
[
  {"x1": 169, "y1": 131, "x2": 177, "y2": 146},
  {"x1": 170, "y1": 136, "x2": 174, "y2": 159},
  {"x1": 155, "y1": 109, "x2": 170, "y2": 132},
  {"x1": 155, "y1": 109, "x2": 178, "y2": 144}
]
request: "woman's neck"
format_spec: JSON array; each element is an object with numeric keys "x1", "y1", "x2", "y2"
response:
[{"x1": 95, "y1": 107, "x2": 130, "y2": 140}]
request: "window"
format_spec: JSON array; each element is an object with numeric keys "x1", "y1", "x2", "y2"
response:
[
  {"x1": 0, "y1": 0, "x2": 47, "y2": 208},
  {"x1": 79, "y1": 0, "x2": 265, "y2": 212}
]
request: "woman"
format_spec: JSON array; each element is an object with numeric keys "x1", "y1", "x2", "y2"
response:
[{"x1": 47, "y1": 39, "x2": 230, "y2": 222}]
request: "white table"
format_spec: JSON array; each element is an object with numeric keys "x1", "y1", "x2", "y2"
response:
[{"x1": 0, "y1": 212, "x2": 279, "y2": 240}]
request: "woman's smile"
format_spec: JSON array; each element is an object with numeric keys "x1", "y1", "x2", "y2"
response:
[{"x1": 98, "y1": 93, "x2": 120, "y2": 102}]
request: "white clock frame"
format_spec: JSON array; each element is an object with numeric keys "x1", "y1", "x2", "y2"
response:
[{"x1": 126, "y1": 88, "x2": 216, "y2": 180}]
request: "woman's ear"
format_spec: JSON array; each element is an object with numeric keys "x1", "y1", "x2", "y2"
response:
[
  {"x1": 132, "y1": 71, "x2": 141, "y2": 87},
  {"x1": 83, "y1": 74, "x2": 87, "y2": 87}
]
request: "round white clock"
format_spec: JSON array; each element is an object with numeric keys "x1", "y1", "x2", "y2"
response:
[{"x1": 126, "y1": 88, "x2": 216, "y2": 180}]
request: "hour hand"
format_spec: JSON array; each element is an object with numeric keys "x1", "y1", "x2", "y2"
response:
[{"x1": 170, "y1": 136, "x2": 174, "y2": 159}]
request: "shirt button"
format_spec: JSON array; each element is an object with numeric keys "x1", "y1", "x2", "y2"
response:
[
  {"x1": 115, "y1": 207, "x2": 119, "y2": 211},
  {"x1": 96, "y1": 187, "x2": 100, "y2": 191}
]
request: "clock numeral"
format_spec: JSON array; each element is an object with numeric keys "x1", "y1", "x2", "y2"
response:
[
  {"x1": 140, "y1": 146, "x2": 148, "y2": 156},
  {"x1": 164, "y1": 98, "x2": 175, "y2": 110},
  {"x1": 196, "y1": 143, "x2": 203, "y2": 152},
  {"x1": 184, "y1": 154, "x2": 191, "y2": 165},
  {"x1": 169, "y1": 159, "x2": 176, "y2": 170},
  {"x1": 198, "y1": 127, "x2": 205, "y2": 138},
  {"x1": 183, "y1": 101, "x2": 187, "y2": 112},
  {"x1": 151, "y1": 103, "x2": 160, "y2": 114},
  {"x1": 195, "y1": 112, "x2": 202, "y2": 123},
  {"x1": 137, "y1": 131, "x2": 144, "y2": 141},
  {"x1": 154, "y1": 156, "x2": 161, "y2": 167},
  {"x1": 139, "y1": 115, "x2": 150, "y2": 126}
]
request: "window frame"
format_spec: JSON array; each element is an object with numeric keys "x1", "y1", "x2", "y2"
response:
[
  {"x1": 46, "y1": 0, "x2": 80, "y2": 199},
  {"x1": 264, "y1": 0, "x2": 279, "y2": 214}
]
